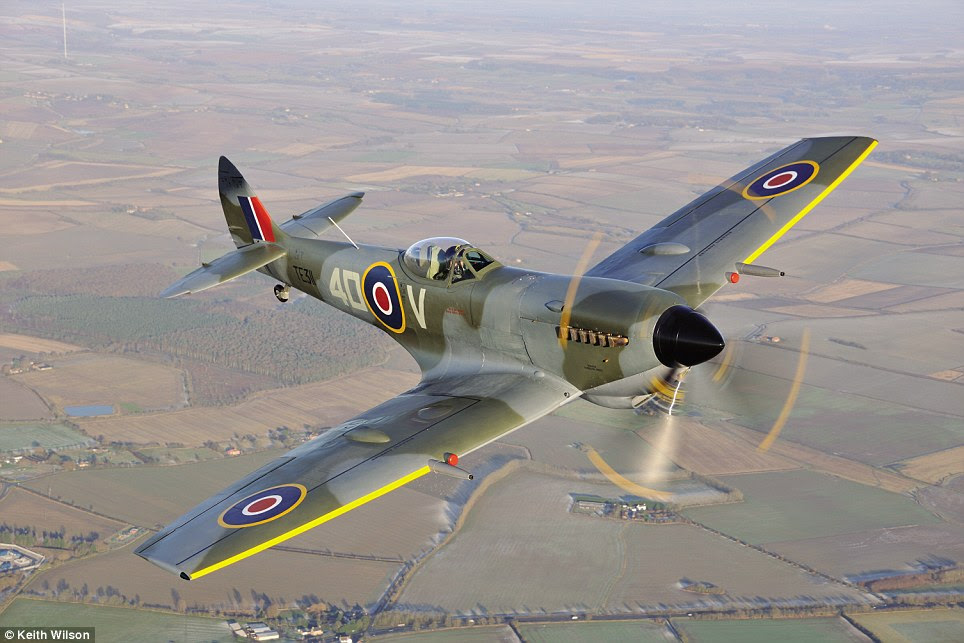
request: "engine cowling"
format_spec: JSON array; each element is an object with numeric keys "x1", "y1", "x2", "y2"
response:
[{"x1": 514, "y1": 275, "x2": 724, "y2": 391}]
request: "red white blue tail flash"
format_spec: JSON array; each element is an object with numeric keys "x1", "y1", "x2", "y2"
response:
[{"x1": 238, "y1": 195, "x2": 276, "y2": 242}]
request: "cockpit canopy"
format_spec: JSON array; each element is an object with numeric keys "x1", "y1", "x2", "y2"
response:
[{"x1": 402, "y1": 237, "x2": 497, "y2": 283}]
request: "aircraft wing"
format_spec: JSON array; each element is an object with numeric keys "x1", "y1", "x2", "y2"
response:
[
  {"x1": 279, "y1": 191, "x2": 365, "y2": 239},
  {"x1": 135, "y1": 372, "x2": 577, "y2": 579},
  {"x1": 586, "y1": 136, "x2": 877, "y2": 308},
  {"x1": 160, "y1": 243, "x2": 286, "y2": 298}
]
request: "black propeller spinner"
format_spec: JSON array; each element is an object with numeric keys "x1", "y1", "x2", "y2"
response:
[{"x1": 653, "y1": 305, "x2": 725, "y2": 368}]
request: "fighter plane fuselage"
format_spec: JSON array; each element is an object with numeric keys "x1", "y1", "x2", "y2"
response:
[{"x1": 262, "y1": 235, "x2": 689, "y2": 392}]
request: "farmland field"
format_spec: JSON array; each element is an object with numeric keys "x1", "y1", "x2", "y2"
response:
[
  {"x1": 396, "y1": 468, "x2": 867, "y2": 613},
  {"x1": 0, "y1": 378, "x2": 51, "y2": 421},
  {"x1": 517, "y1": 620, "x2": 673, "y2": 642},
  {"x1": 768, "y1": 523, "x2": 964, "y2": 581},
  {"x1": 9, "y1": 291, "x2": 399, "y2": 386},
  {"x1": 136, "y1": 446, "x2": 222, "y2": 464},
  {"x1": 30, "y1": 541, "x2": 399, "y2": 611},
  {"x1": 736, "y1": 378, "x2": 961, "y2": 468},
  {"x1": 13, "y1": 353, "x2": 184, "y2": 412},
  {"x1": 0, "y1": 598, "x2": 234, "y2": 643},
  {"x1": 682, "y1": 469, "x2": 940, "y2": 545},
  {"x1": 636, "y1": 416, "x2": 801, "y2": 477},
  {"x1": 0, "y1": 423, "x2": 93, "y2": 453},
  {"x1": 738, "y1": 426, "x2": 919, "y2": 495},
  {"x1": 687, "y1": 337, "x2": 964, "y2": 467},
  {"x1": 894, "y1": 446, "x2": 964, "y2": 485},
  {"x1": 849, "y1": 608, "x2": 964, "y2": 643},
  {"x1": 0, "y1": 486, "x2": 125, "y2": 536},
  {"x1": 0, "y1": 334, "x2": 83, "y2": 354},
  {"x1": 376, "y1": 625, "x2": 518, "y2": 642},
  {"x1": 671, "y1": 617, "x2": 867, "y2": 643},
  {"x1": 73, "y1": 367, "x2": 419, "y2": 445},
  {"x1": 22, "y1": 450, "x2": 284, "y2": 527}
]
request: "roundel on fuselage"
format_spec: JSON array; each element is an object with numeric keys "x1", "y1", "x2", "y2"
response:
[{"x1": 363, "y1": 262, "x2": 406, "y2": 333}]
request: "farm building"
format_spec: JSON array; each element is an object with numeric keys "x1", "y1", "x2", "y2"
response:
[{"x1": 0, "y1": 544, "x2": 44, "y2": 573}]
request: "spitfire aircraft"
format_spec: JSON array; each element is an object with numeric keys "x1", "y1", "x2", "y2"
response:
[{"x1": 136, "y1": 136, "x2": 876, "y2": 580}]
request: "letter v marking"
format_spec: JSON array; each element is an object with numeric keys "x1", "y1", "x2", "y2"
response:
[{"x1": 406, "y1": 285, "x2": 427, "y2": 329}]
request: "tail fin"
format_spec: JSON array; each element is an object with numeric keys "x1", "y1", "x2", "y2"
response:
[
  {"x1": 159, "y1": 157, "x2": 289, "y2": 298},
  {"x1": 219, "y1": 156, "x2": 283, "y2": 247}
]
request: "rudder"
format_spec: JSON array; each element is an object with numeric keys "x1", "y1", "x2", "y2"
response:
[{"x1": 218, "y1": 156, "x2": 281, "y2": 247}]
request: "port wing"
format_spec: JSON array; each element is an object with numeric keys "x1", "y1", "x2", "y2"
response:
[
  {"x1": 586, "y1": 136, "x2": 877, "y2": 308},
  {"x1": 135, "y1": 372, "x2": 576, "y2": 579}
]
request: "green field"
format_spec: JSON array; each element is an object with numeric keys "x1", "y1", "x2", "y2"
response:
[
  {"x1": 671, "y1": 617, "x2": 866, "y2": 643},
  {"x1": 355, "y1": 150, "x2": 418, "y2": 163},
  {"x1": 137, "y1": 446, "x2": 223, "y2": 464},
  {"x1": 0, "y1": 599, "x2": 234, "y2": 643},
  {"x1": 854, "y1": 252, "x2": 964, "y2": 289},
  {"x1": 692, "y1": 371, "x2": 964, "y2": 467},
  {"x1": 682, "y1": 469, "x2": 940, "y2": 545},
  {"x1": 770, "y1": 386, "x2": 961, "y2": 468},
  {"x1": 376, "y1": 625, "x2": 518, "y2": 642},
  {"x1": 23, "y1": 450, "x2": 283, "y2": 526},
  {"x1": 518, "y1": 620, "x2": 672, "y2": 642},
  {"x1": 849, "y1": 608, "x2": 964, "y2": 643},
  {"x1": 0, "y1": 423, "x2": 93, "y2": 452}
]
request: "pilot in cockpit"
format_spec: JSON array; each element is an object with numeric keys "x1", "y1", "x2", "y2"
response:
[{"x1": 402, "y1": 237, "x2": 497, "y2": 284}]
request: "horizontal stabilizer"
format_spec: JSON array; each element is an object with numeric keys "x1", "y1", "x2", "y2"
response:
[
  {"x1": 161, "y1": 243, "x2": 286, "y2": 298},
  {"x1": 280, "y1": 192, "x2": 364, "y2": 238}
]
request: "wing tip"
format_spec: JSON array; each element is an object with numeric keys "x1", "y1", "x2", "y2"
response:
[
  {"x1": 159, "y1": 286, "x2": 187, "y2": 298},
  {"x1": 803, "y1": 134, "x2": 877, "y2": 148},
  {"x1": 135, "y1": 547, "x2": 193, "y2": 580}
]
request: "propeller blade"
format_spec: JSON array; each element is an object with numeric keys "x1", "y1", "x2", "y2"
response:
[
  {"x1": 757, "y1": 327, "x2": 811, "y2": 452},
  {"x1": 559, "y1": 231, "x2": 603, "y2": 348}
]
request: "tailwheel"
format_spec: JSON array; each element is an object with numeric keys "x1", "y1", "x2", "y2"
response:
[{"x1": 273, "y1": 283, "x2": 290, "y2": 303}]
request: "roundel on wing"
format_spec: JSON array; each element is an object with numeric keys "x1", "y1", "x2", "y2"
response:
[
  {"x1": 742, "y1": 161, "x2": 819, "y2": 200},
  {"x1": 363, "y1": 262, "x2": 406, "y2": 333},
  {"x1": 218, "y1": 484, "x2": 307, "y2": 528}
]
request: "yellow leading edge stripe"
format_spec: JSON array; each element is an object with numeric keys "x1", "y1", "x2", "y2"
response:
[
  {"x1": 743, "y1": 139, "x2": 877, "y2": 265},
  {"x1": 189, "y1": 465, "x2": 431, "y2": 579}
]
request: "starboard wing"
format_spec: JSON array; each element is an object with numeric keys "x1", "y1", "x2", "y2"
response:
[
  {"x1": 279, "y1": 192, "x2": 365, "y2": 239},
  {"x1": 135, "y1": 372, "x2": 577, "y2": 579},
  {"x1": 586, "y1": 136, "x2": 877, "y2": 308}
]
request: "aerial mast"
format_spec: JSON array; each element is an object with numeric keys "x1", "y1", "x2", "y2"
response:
[{"x1": 62, "y1": 4, "x2": 68, "y2": 61}]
